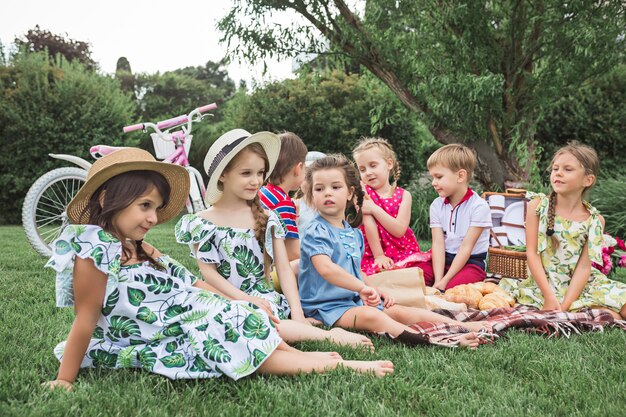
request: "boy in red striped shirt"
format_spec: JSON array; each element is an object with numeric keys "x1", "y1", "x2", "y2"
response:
[{"x1": 259, "y1": 132, "x2": 308, "y2": 274}]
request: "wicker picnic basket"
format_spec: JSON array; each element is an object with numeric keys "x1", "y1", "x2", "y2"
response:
[
  {"x1": 483, "y1": 188, "x2": 528, "y2": 280},
  {"x1": 487, "y1": 246, "x2": 528, "y2": 280}
]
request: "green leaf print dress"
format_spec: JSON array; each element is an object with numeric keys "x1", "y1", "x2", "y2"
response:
[
  {"x1": 499, "y1": 193, "x2": 626, "y2": 312},
  {"x1": 175, "y1": 211, "x2": 291, "y2": 320},
  {"x1": 46, "y1": 225, "x2": 281, "y2": 380}
]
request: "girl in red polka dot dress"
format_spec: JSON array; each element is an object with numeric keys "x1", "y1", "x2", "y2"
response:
[{"x1": 353, "y1": 138, "x2": 431, "y2": 276}]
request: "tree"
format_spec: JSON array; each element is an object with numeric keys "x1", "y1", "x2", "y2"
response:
[
  {"x1": 115, "y1": 57, "x2": 137, "y2": 100},
  {"x1": 14, "y1": 25, "x2": 97, "y2": 70},
  {"x1": 536, "y1": 66, "x2": 626, "y2": 175},
  {"x1": 0, "y1": 52, "x2": 135, "y2": 224},
  {"x1": 136, "y1": 60, "x2": 236, "y2": 121},
  {"x1": 218, "y1": 0, "x2": 625, "y2": 187},
  {"x1": 224, "y1": 70, "x2": 434, "y2": 183}
]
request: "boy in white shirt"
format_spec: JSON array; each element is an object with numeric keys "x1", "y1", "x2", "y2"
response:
[{"x1": 416, "y1": 144, "x2": 492, "y2": 291}]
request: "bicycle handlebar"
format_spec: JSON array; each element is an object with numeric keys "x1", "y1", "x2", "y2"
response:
[
  {"x1": 197, "y1": 103, "x2": 218, "y2": 113},
  {"x1": 122, "y1": 103, "x2": 217, "y2": 133},
  {"x1": 123, "y1": 123, "x2": 144, "y2": 133},
  {"x1": 157, "y1": 115, "x2": 189, "y2": 130}
]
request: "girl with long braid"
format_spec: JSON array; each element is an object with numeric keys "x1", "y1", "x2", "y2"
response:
[
  {"x1": 500, "y1": 143, "x2": 626, "y2": 318},
  {"x1": 175, "y1": 130, "x2": 374, "y2": 349},
  {"x1": 352, "y1": 138, "x2": 430, "y2": 275}
]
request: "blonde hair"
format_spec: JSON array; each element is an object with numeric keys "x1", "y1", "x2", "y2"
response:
[
  {"x1": 352, "y1": 137, "x2": 400, "y2": 185},
  {"x1": 218, "y1": 143, "x2": 272, "y2": 279},
  {"x1": 427, "y1": 144, "x2": 477, "y2": 180},
  {"x1": 304, "y1": 154, "x2": 364, "y2": 227},
  {"x1": 546, "y1": 142, "x2": 599, "y2": 248}
]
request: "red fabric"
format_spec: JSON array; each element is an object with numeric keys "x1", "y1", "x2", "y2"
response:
[
  {"x1": 359, "y1": 185, "x2": 429, "y2": 275},
  {"x1": 415, "y1": 260, "x2": 486, "y2": 289},
  {"x1": 443, "y1": 187, "x2": 474, "y2": 205}
]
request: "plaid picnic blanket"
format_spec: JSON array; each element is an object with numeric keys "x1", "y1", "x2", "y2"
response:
[{"x1": 407, "y1": 305, "x2": 626, "y2": 347}]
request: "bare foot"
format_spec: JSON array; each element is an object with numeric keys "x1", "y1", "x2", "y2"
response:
[
  {"x1": 328, "y1": 328, "x2": 375, "y2": 351},
  {"x1": 304, "y1": 351, "x2": 343, "y2": 360},
  {"x1": 461, "y1": 321, "x2": 493, "y2": 333},
  {"x1": 339, "y1": 360, "x2": 394, "y2": 377},
  {"x1": 458, "y1": 332, "x2": 480, "y2": 349}
]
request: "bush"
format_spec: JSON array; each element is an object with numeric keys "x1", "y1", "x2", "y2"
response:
[
  {"x1": 590, "y1": 177, "x2": 626, "y2": 238},
  {"x1": 0, "y1": 52, "x2": 136, "y2": 224},
  {"x1": 404, "y1": 179, "x2": 438, "y2": 241},
  {"x1": 226, "y1": 70, "x2": 437, "y2": 185},
  {"x1": 536, "y1": 66, "x2": 626, "y2": 175}
]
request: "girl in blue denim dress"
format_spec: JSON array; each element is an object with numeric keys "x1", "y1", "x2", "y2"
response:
[{"x1": 299, "y1": 154, "x2": 489, "y2": 348}]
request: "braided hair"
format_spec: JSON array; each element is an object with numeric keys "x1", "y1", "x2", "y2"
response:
[
  {"x1": 546, "y1": 190, "x2": 559, "y2": 249},
  {"x1": 304, "y1": 154, "x2": 364, "y2": 228},
  {"x1": 352, "y1": 137, "x2": 401, "y2": 185},
  {"x1": 546, "y1": 142, "x2": 600, "y2": 250},
  {"x1": 218, "y1": 142, "x2": 271, "y2": 279}
]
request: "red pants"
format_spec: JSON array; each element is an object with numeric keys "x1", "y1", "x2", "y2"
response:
[{"x1": 415, "y1": 260, "x2": 486, "y2": 290}]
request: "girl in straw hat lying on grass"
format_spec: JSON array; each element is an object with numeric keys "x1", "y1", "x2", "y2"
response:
[
  {"x1": 175, "y1": 130, "x2": 374, "y2": 350},
  {"x1": 45, "y1": 148, "x2": 393, "y2": 390}
]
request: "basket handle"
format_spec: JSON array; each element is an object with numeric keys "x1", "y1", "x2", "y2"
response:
[
  {"x1": 505, "y1": 188, "x2": 527, "y2": 195},
  {"x1": 490, "y1": 229, "x2": 504, "y2": 247}
]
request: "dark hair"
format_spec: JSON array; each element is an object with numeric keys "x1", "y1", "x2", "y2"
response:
[
  {"x1": 303, "y1": 154, "x2": 364, "y2": 227},
  {"x1": 268, "y1": 132, "x2": 308, "y2": 184},
  {"x1": 86, "y1": 170, "x2": 170, "y2": 267}
]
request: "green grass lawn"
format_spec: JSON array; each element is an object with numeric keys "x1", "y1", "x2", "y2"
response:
[{"x1": 1, "y1": 222, "x2": 625, "y2": 417}]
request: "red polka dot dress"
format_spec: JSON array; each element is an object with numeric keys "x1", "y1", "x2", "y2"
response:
[{"x1": 359, "y1": 185, "x2": 430, "y2": 275}]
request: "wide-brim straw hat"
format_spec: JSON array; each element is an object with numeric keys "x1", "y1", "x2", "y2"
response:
[
  {"x1": 203, "y1": 129, "x2": 280, "y2": 205},
  {"x1": 67, "y1": 148, "x2": 190, "y2": 225}
]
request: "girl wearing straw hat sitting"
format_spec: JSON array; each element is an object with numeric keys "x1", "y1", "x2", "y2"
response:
[
  {"x1": 175, "y1": 130, "x2": 374, "y2": 350},
  {"x1": 45, "y1": 148, "x2": 393, "y2": 390}
]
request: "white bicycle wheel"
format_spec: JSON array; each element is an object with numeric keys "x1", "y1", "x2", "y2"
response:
[
  {"x1": 22, "y1": 167, "x2": 86, "y2": 257},
  {"x1": 186, "y1": 168, "x2": 207, "y2": 213}
]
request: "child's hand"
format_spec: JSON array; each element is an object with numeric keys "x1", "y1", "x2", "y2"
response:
[
  {"x1": 247, "y1": 296, "x2": 280, "y2": 324},
  {"x1": 433, "y1": 280, "x2": 447, "y2": 292},
  {"x1": 361, "y1": 199, "x2": 376, "y2": 215},
  {"x1": 374, "y1": 255, "x2": 394, "y2": 271},
  {"x1": 542, "y1": 296, "x2": 562, "y2": 311},
  {"x1": 380, "y1": 291, "x2": 396, "y2": 308},
  {"x1": 43, "y1": 379, "x2": 73, "y2": 391},
  {"x1": 291, "y1": 314, "x2": 314, "y2": 327},
  {"x1": 359, "y1": 286, "x2": 381, "y2": 307},
  {"x1": 305, "y1": 317, "x2": 324, "y2": 326}
]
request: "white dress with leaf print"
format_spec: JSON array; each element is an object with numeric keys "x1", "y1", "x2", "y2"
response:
[
  {"x1": 175, "y1": 211, "x2": 291, "y2": 320},
  {"x1": 46, "y1": 225, "x2": 281, "y2": 380},
  {"x1": 500, "y1": 192, "x2": 626, "y2": 312}
]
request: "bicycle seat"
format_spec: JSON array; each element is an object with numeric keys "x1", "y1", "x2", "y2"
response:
[{"x1": 90, "y1": 145, "x2": 125, "y2": 159}]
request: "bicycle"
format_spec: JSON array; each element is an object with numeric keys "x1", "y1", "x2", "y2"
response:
[{"x1": 22, "y1": 103, "x2": 217, "y2": 257}]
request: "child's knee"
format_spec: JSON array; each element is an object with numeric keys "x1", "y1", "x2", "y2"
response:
[
  {"x1": 415, "y1": 261, "x2": 434, "y2": 286},
  {"x1": 352, "y1": 306, "x2": 385, "y2": 328},
  {"x1": 445, "y1": 265, "x2": 485, "y2": 289}
]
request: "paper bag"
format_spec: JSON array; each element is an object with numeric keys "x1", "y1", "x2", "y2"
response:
[{"x1": 364, "y1": 267, "x2": 426, "y2": 309}]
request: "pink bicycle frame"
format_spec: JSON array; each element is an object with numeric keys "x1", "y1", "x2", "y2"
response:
[{"x1": 163, "y1": 132, "x2": 190, "y2": 166}]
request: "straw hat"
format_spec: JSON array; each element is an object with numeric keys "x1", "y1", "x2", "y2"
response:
[
  {"x1": 66, "y1": 148, "x2": 190, "y2": 225},
  {"x1": 203, "y1": 129, "x2": 280, "y2": 205}
]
